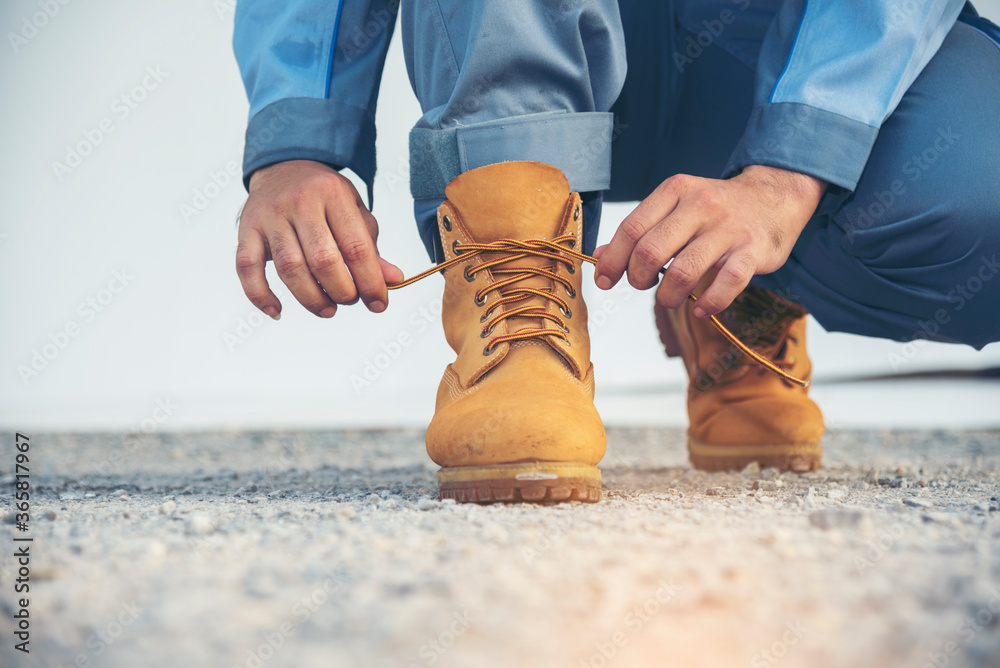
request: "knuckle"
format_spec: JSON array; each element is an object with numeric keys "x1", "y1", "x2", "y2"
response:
[
  {"x1": 662, "y1": 173, "x2": 692, "y2": 192},
  {"x1": 692, "y1": 189, "x2": 720, "y2": 211},
  {"x1": 724, "y1": 256, "x2": 756, "y2": 284},
  {"x1": 235, "y1": 251, "x2": 261, "y2": 273},
  {"x1": 273, "y1": 252, "x2": 306, "y2": 276},
  {"x1": 665, "y1": 260, "x2": 698, "y2": 288},
  {"x1": 620, "y1": 217, "x2": 648, "y2": 244},
  {"x1": 340, "y1": 237, "x2": 373, "y2": 264},
  {"x1": 309, "y1": 247, "x2": 342, "y2": 273},
  {"x1": 634, "y1": 239, "x2": 665, "y2": 269}
]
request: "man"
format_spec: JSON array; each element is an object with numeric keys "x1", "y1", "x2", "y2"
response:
[{"x1": 232, "y1": 1, "x2": 1000, "y2": 502}]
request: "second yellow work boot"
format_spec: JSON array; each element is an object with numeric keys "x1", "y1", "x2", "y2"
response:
[
  {"x1": 655, "y1": 277, "x2": 825, "y2": 472},
  {"x1": 426, "y1": 161, "x2": 606, "y2": 503}
]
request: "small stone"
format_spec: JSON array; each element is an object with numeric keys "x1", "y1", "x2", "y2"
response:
[
  {"x1": 185, "y1": 513, "x2": 217, "y2": 535},
  {"x1": 157, "y1": 500, "x2": 177, "y2": 515},
  {"x1": 752, "y1": 481, "x2": 778, "y2": 492},
  {"x1": 44, "y1": 510, "x2": 57, "y2": 520},
  {"x1": 760, "y1": 468, "x2": 780, "y2": 480},
  {"x1": 250, "y1": 496, "x2": 267, "y2": 504},
  {"x1": 83, "y1": 492, "x2": 97, "y2": 499},
  {"x1": 809, "y1": 508, "x2": 865, "y2": 530},
  {"x1": 741, "y1": 461, "x2": 761, "y2": 477},
  {"x1": 59, "y1": 492, "x2": 80, "y2": 501},
  {"x1": 864, "y1": 469, "x2": 879, "y2": 484},
  {"x1": 853, "y1": 481, "x2": 868, "y2": 490},
  {"x1": 896, "y1": 467, "x2": 907, "y2": 475},
  {"x1": 918, "y1": 480, "x2": 927, "y2": 487},
  {"x1": 878, "y1": 477, "x2": 893, "y2": 486},
  {"x1": 827, "y1": 489, "x2": 847, "y2": 501},
  {"x1": 973, "y1": 502, "x2": 990, "y2": 513},
  {"x1": 416, "y1": 498, "x2": 438, "y2": 511},
  {"x1": 903, "y1": 497, "x2": 934, "y2": 508},
  {"x1": 922, "y1": 512, "x2": 958, "y2": 525},
  {"x1": 705, "y1": 487, "x2": 726, "y2": 496},
  {"x1": 365, "y1": 493, "x2": 382, "y2": 506}
]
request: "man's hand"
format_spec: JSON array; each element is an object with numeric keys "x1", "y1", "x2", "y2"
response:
[
  {"x1": 235, "y1": 160, "x2": 403, "y2": 320},
  {"x1": 594, "y1": 165, "x2": 825, "y2": 317}
]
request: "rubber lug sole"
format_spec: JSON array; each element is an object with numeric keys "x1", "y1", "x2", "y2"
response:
[
  {"x1": 688, "y1": 437, "x2": 822, "y2": 472},
  {"x1": 438, "y1": 461, "x2": 601, "y2": 504}
]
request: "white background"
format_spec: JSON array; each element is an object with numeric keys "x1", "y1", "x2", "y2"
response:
[{"x1": 2, "y1": 0, "x2": 999, "y2": 433}]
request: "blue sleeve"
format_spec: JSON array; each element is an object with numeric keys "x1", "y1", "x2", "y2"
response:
[
  {"x1": 233, "y1": 0, "x2": 399, "y2": 204},
  {"x1": 724, "y1": 0, "x2": 966, "y2": 190}
]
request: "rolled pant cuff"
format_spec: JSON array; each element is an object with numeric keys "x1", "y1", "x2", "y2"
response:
[{"x1": 408, "y1": 111, "x2": 615, "y2": 200}]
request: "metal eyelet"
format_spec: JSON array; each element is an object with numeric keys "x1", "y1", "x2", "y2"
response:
[
  {"x1": 474, "y1": 293, "x2": 487, "y2": 306},
  {"x1": 452, "y1": 240, "x2": 462, "y2": 255},
  {"x1": 573, "y1": 205, "x2": 580, "y2": 221},
  {"x1": 464, "y1": 266, "x2": 476, "y2": 282},
  {"x1": 568, "y1": 239, "x2": 577, "y2": 249},
  {"x1": 442, "y1": 215, "x2": 452, "y2": 231},
  {"x1": 482, "y1": 345, "x2": 494, "y2": 356},
  {"x1": 566, "y1": 264, "x2": 576, "y2": 274},
  {"x1": 479, "y1": 325, "x2": 496, "y2": 339},
  {"x1": 560, "y1": 306, "x2": 573, "y2": 318},
  {"x1": 566, "y1": 286, "x2": 577, "y2": 298}
]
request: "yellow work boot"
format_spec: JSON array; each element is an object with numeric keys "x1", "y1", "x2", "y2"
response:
[
  {"x1": 426, "y1": 161, "x2": 606, "y2": 503},
  {"x1": 655, "y1": 277, "x2": 824, "y2": 472}
]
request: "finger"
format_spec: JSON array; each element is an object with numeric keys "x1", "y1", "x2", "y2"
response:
[
  {"x1": 691, "y1": 253, "x2": 757, "y2": 317},
  {"x1": 380, "y1": 257, "x2": 404, "y2": 286},
  {"x1": 235, "y1": 230, "x2": 282, "y2": 320},
  {"x1": 327, "y1": 199, "x2": 388, "y2": 313},
  {"x1": 296, "y1": 217, "x2": 360, "y2": 305},
  {"x1": 269, "y1": 229, "x2": 338, "y2": 318},
  {"x1": 595, "y1": 180, "x2": 682, "y2": 289},
  {"x1": 655, "y1": 236, "x2": 725, "y2": 309}
]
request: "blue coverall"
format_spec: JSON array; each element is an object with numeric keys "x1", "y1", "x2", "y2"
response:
[{"x1": 234, "y1": 1, "x2": 1000, "y2": 349}]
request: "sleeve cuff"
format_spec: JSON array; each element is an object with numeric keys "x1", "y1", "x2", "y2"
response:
[
  {"x1": 724, "y1": 102, "x2": 880, "y2": 191},
  {"x1": 242, "y1": 97, "x2": 377, "y2": 207}
]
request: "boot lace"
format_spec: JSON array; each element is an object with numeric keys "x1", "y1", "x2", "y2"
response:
[
  {"x1": 723, "y1": 286, "x2": 806, "y2": 375},
  {"x1": 387, "y1": 240, "x2": 808, "y2": 387}
]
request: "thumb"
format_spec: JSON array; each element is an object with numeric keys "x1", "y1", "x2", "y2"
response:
[{"x1": 379, "y1": 257, "x2": 405, "y2": 285}]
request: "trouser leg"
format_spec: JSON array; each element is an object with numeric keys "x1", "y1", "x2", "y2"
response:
[{"x1": 400, "y1": 0, "x2": 627, "y2": 260}]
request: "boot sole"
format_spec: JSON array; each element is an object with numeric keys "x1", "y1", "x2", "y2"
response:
[
  {"x1": 688, "y1": 437, "x2": 822, "y2": 472},
  {"x1": 438, "y1": 462, "x2": 601, "y2": 504}
]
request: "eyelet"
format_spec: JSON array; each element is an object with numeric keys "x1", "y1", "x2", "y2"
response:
[
  {"x1": 442, "y1": 215, "x2": 452, "y2": 231},
  {"x1": 560, "y1": 306, "x2": 573, "y2": 318},
  {"x1": 474, "y1": 293, "x2": 487, "y2": 306},
  {"x1": 573, "y1": 205, "x2": 580, "y2": 221},
  {"x1": 479, "y1": 325, "x2": 496, "y2": 339},
  {"x1": 568, "y1": 239, "x2": 577, "y2": 249},
  {"x1": 482, "y1": 345, "x2": 494, "y2": 356},
  {"x1": 452, "y1": 240, "x2": 462, "y2": 255},
  {"x1": 566, "y1": 286, "x2": 577, "y2": 298},
  {"x1": 464, "y1": 265, "x2": 476, "y2": 282},
  {"x1": 566, "y1": 264, "x2": 576, "y2": 274}
]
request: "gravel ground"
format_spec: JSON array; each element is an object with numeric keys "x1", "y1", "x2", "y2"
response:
[{"x1": 1, "y1": 428, "x2": 998, "y2": 668}]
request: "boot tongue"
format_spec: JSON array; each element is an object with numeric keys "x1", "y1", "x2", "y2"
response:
[
  {"x1": 444, "y1": 161, "x2": 569, "y2": 242},
  {"x1": 445, "y1": 161, "x2": 573, "y2": 346}
]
